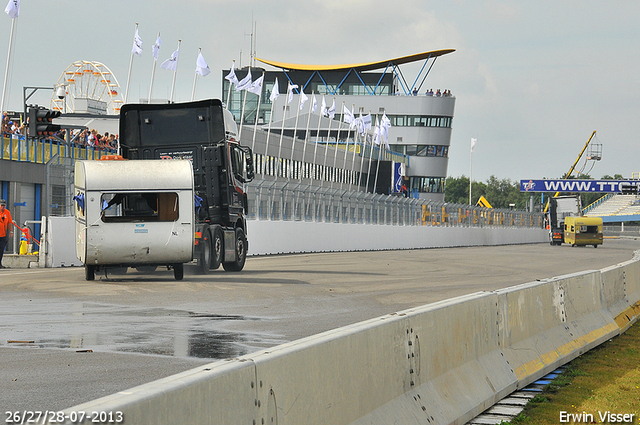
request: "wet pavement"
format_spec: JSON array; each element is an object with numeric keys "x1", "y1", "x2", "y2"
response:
[{"x1": 2, "y1": 299, "x2": 266, "y2": 360}]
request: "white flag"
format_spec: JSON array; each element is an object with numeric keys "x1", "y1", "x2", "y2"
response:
[
  {"x1": 236, "y1": 69, "x2": 252, "y2": 91},
  {"x1": 195, "y1": 52, "x2": 210, "y2": 76},
  {"x1": 247, "y1": 74, "x2": 264, "y2": 96},
  {"x1": 358, "y1": 113, "x2": 372, "y2": 135},
  {"x1": 471, "y1": 137, "x2": 477, "y2": 153},
  {"x1": 4, "y1": 0, "x2": 19, "y2": 18},
  {"x1": 327, "y1": 99, "x2": 336, "y2": 119},
  {"x1": 287, "y1": 82, "x2": 298, "y2": 104},
  {"x1": 225, "y1": 63, "x2": 239, "y2": 87},
  {"x1": 321, "y1": 96, "x2": 328, "y2": 117},
  {"x1": 381, "y1": 113, "x2": 391, "y2": 149},
  {"x1": 132, "y1": 28, "x2": 143, "y2": 56},
  {"x1": 373, "y1": 117, "x2": 381, "y2": 145},
  {"x1": 152, "y1": 36, "x2": 161, "y2": 60},
  {"x1": 311, "y1": 95, "x2": 317, "y2": 113},
  {"x1": 343, "y1": 105, "x2": 355, "y2": 127},
  {"x1": 161, "y1": 48, "x2": 179, "y2": 71},
  {"x1": 299, "y1": 90, "x2": 308, "y2": 110},
  {"x1": 270, "y1": 78, "x2": 280, "y2": 102}
]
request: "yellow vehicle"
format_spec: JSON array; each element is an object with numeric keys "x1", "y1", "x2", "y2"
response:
[{"x1": 563, "y1": 216, "x2": 603, "y2": 248}]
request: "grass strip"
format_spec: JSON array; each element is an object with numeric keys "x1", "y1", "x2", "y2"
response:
[{"x1": 507, "y1": 322, "x2": 640, "y2": 424}]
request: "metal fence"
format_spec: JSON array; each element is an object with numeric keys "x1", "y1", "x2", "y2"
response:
[
  {"x1": 1, "y1": 134, "x2": 116, "y2": 163},
  {"x1": 246, "y1": 181, "x2": 544, "y2": 228}
]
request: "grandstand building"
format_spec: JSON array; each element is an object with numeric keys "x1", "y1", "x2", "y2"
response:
[{"x1": 223, "y1": 49, "x2": 456, "y2": 201}]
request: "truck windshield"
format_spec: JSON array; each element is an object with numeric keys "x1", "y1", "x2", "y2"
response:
[{"x1": 100, "y1": 192, "x2": 179, "y2": 222}]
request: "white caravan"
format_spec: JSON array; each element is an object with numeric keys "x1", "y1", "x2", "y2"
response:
[{"x1": 74, "y1": 159, "x2": 195, "y2": 280}]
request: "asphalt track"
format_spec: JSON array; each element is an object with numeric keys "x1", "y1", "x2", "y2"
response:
[{"x1": 2, "y1": 238, "x2": 640, "y2": 412}]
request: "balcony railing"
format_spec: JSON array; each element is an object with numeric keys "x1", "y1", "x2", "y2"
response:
[{"x1": 1, "y1": 134, "x2": 116, "y2": 163}]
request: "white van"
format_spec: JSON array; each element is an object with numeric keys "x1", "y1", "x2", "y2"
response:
[{"x1": 74, "y1": 159, "x2": 195, "y2": 280}]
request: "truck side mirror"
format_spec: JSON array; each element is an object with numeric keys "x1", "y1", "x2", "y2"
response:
[{"x1": 244, "y1": 148, "x2": 255, "y2": 182}]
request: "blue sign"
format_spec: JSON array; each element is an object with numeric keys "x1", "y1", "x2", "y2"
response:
[
  {"x1": 393, "y1": 163, "x2": 402, "y2": 193},
  {"x1": 520, "y1": 179, "x2": 638, "y2": 193}
]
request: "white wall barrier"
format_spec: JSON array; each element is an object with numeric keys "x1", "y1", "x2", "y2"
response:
[
  {"x1": 247, "y1": 220, "x2": 548, "y2": 255},
  {"x1": 58, "y1": 256, "x2": 640, "y2": 425}
]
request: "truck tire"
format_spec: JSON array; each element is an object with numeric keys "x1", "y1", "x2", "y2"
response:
[
  {"x1": 211, "y1": 226, "x2": 223, "y2": 270},
  {"x1": 85, "y1": 265, "x2": 95, "y2": 281},
  {"x1": 223, "y1": 228, "x2": 246, "y2": 272},
  {"x1": 174, "y1": 263, "x2": 184, "y2": 280},
  {"x1": 197, "y1": 229, "x2": 212, "y2": 274}
]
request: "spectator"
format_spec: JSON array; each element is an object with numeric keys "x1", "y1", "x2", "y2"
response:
[
  {"x1": 87, "y1": 129, "x2": 97, "y2": 147},
  {"x1": 0, "y1": 198, "x2": 14, "y2": 268}
]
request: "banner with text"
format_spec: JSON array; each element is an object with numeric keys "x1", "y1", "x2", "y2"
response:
[{"x1": 520, "y1": 179, "x2": 639, "y2": 193}]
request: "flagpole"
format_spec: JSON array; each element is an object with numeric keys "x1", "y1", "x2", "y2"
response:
[
  {"x1": 124, "y1": 23, "x2": 138, "y2": 104},
  {"x1": 354, "y1": 108, "x2": 366, "y2": 192},
  {"x1": 289, "y1": 92, "x2": 303, "y2": 175},
  {"x1": 148, "y1": 32, "x2": 159, "y2": 104},
  {"x1": 299, "y1": 92, "x2": 314, "y2": 183},
  {"x1": 238, "y1": 88, "x2": 248, "y2": 140},
  {"x1": 263, "y1": 88, "x2": 277, "y2": 179},
  {"x1": 191, "y1": 48, "x2": 201, "y2": 101},
  {"x1": 0, "y1": 12, "x2": 17, "y2": 113},
  {"x1": 251, "y1": 72, "x2": 265, "y2": 153},
  {"x1": 331, "y1": 102, "x2": 345, "y2": 189},
  {"x1": 373, "y1": 114, "x2": 383, "y2": 194},
  {"x1": 311, "y1": 97, "x2": 325, "y2": 186},
  {"x1": 168, "y1": 40, "x2": 181, "y2": 103},
  {"x1": 320, "y1": 101, "x2": 335, "y2": 188},
  {"x1": 365, "y1": 110, "x2": 376, "y2": 193},
  {"x1": 341, "y1": 105, "x2": 353, "y2": 190},
  {"x1": 276, "y1": 84, "x2": 291, "y2": 178},
  {"x1": 356, "y1": 129, "x2": 367, "y2": 192},
  {"x1": 469, "y1": 148, "x2": 473, "y2": 205},
  {"x1": 226, "y1": 60, "x2": 235, "y2": 107}
]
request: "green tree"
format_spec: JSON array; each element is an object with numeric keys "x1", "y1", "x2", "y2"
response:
[{"x1": 444, "y1": 176, "x2": 470, "y2": 204}]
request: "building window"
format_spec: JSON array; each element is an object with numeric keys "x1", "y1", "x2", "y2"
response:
[
  {"x1": 393, "y1": 145, "x2": 449, "y2": 157},
  {"x1": 387, "y1": 114, "x2": 451, "y2": 128},
  {"x1": 409, "y1": 177, "x2": 445, "y2": 194}
]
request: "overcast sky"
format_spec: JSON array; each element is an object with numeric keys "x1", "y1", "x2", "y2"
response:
[{"x1": 2, "y1": 0, "x2": 639, "y2": 182}]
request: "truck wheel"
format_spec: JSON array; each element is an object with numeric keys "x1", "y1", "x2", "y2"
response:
[
  {"x1": 85, "y1": 265, "x2": 95, "y2": 281},
  {"x1": 197, "y1": 229, "x2": 212, "y2": 274},
  {"x1": 174, "y1": 263, "x2": 184, "y2": 280},
  {"x1": 211, "y1": 227, "x2": 223, "y2": 270},
  {"x1": 223, "y1": 228, "x2": 246, "y2": 272}
]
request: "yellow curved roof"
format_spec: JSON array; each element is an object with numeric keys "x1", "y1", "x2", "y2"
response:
[{"x1": 255, "y1": 49, "x2": 455, "y2": 72}]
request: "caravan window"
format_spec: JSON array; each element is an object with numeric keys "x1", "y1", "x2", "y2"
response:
[{"x1": 100, "y1": 192, "x2": 179, "y2": 222}]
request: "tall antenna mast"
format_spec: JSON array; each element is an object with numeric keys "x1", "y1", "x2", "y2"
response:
[
  {"x1": 252, "y1": 20, "x2": 257, "y2": 68},
  {"x1": 245, "y1": 15, "x2": 257, "y2": 68}
]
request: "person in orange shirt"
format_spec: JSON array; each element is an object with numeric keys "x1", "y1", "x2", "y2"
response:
[{"x1": 0, "y1": 199, "x2": 14, "y2": 268}]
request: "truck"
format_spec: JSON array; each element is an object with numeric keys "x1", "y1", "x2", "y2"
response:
[
  {"x1": 548, "y1": 195, "x2": 582, "y2": 245},
  {"x1": 547, "y1": 194, "x2": 603, "y2": 247},
  {"x1": 74, "y1": 99, "x2": 254, "y2": 280}
]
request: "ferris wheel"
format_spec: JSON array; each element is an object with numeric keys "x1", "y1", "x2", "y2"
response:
[{"x1": 50, "y1": 60, "x2": 124, "y2": 115}]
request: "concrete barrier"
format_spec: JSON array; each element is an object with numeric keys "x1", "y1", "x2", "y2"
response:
[
  {"x1": 247, "y1": 220, "x2": 548, "y2": 255},
  {"x1": 602, "y1": 257, "x2": 640, "y2": 331},
  {"x1": 2, "y1": 253, "x2": 40, "y2": 268},
  {"x1": 497, "y1": 271, "x2": 619, "y2": 389},
  {"x1": 58, "y1": 257, "x2": 640, "y2": 425}
]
